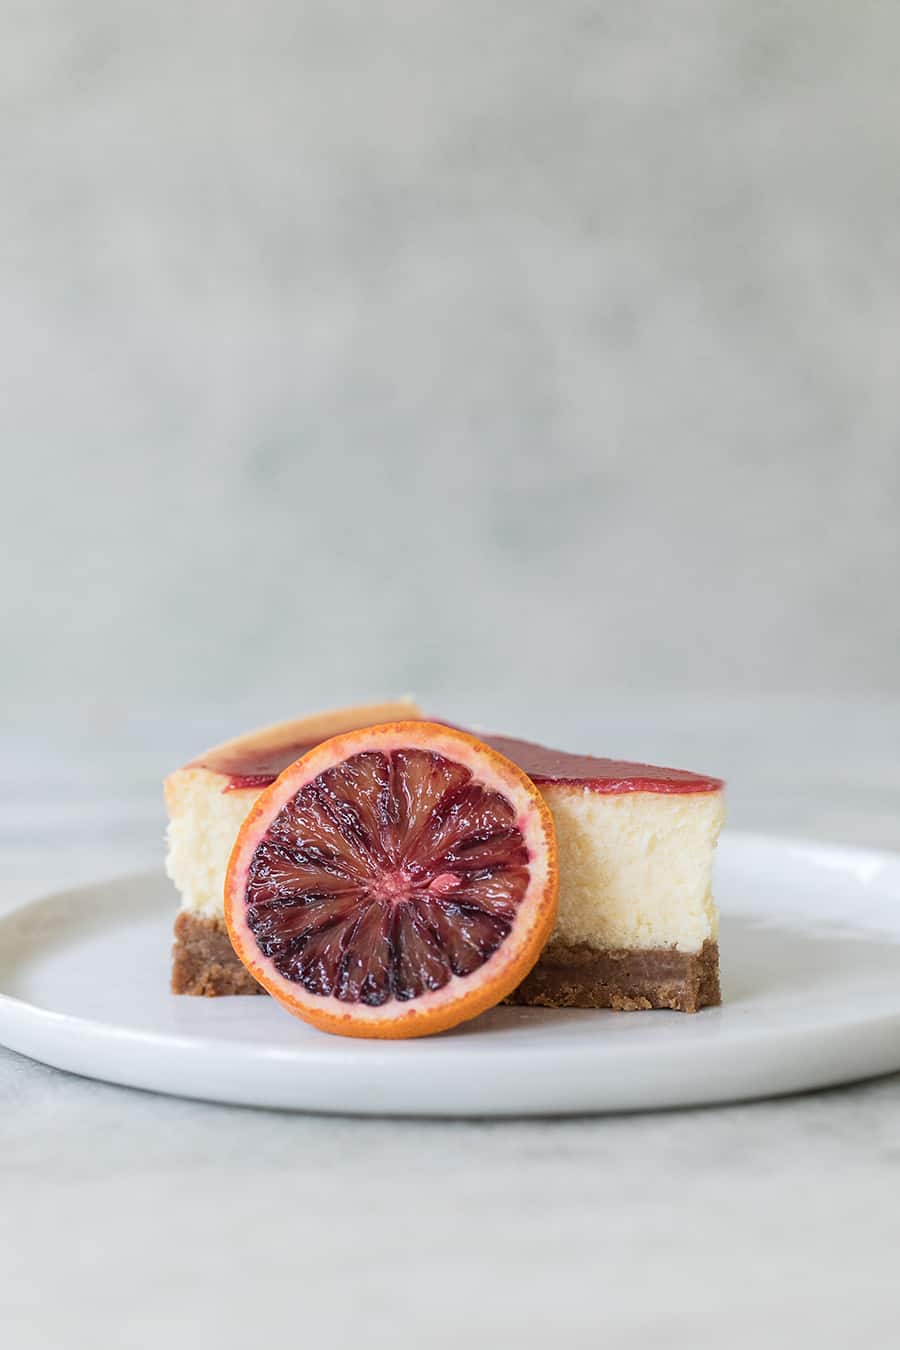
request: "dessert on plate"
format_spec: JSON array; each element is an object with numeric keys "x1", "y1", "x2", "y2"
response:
[{"x1": 165, "y1": 700, "x2": 725, "y2": 1014}]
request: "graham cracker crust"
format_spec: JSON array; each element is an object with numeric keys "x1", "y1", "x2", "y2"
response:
[
  {"x1": 506, "y1": 939, "x2": 720, "y2": 1013},
  {"x1": 171, "y1": 911, "x2": 264, "y2": 996},
  {"x1": 172, "y1": 913, "x2": 719, "y2": 1012}
]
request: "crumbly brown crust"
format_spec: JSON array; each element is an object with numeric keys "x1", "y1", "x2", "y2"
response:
[
  {"x1": 506, "y1": 940, "x2": 720, "y2": 1013},
  {"x1": 172, "y1": 914, "x2": 719, "y2": 1012},
  {"x1": 171, "y1": 911, "x2": 264, "y2": 996}
]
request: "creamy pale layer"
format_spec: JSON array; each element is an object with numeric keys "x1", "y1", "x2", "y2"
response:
[
  {"x1": 539, "y1": 783, "x2": 723, "y2": 952},
  {"x1": 165, "y1": 705, "x2": 724, "y2": 955}
]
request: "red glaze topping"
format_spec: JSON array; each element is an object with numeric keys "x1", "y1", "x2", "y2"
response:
[
  {"x1": 480, "y1": 733, "x2": 723, "y2": 795},
  {"x1": 197, "y1": 726, "x2": 722, "y2": 796}
]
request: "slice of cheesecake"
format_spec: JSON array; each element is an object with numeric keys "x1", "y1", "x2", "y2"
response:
[{"x1": 165, "y1": 701, "x2": 725, "y2": 1011}]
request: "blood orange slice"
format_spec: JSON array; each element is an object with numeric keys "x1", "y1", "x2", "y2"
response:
[{"x1": 224, "y1": 722, "x2": 558, "y2": 1038}]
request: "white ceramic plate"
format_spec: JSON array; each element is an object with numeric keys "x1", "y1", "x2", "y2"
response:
[{"x1": 1, "y1": 832, "x2": 899, "y2": 1116}]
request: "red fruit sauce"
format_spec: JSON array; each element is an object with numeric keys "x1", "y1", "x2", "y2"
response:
[{"x1": 194, "y1": 726, "x2": 723, "y2": 796}]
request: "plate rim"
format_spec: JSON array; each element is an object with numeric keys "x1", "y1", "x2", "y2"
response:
[{"x1": 2, "y1": 829, "x2": 900, "y2": 1114}]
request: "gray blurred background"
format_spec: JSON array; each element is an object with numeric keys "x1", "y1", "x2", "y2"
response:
[{"x1": 2, "y1": 1, "x2": 899, "y2": 813}]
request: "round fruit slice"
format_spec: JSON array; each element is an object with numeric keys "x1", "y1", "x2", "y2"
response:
[{"x1": 224, "y1": 721, "x2": 558, "y2": 1039}]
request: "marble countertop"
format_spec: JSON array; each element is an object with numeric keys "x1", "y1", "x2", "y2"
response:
[{"x1": 3, "y1": 697, "x2": 899, "y2": 1349}]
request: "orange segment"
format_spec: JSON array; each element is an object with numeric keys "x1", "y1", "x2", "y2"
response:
[{"x1": 224, "y1": 722, "x2": 558, "y2": 1039}]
